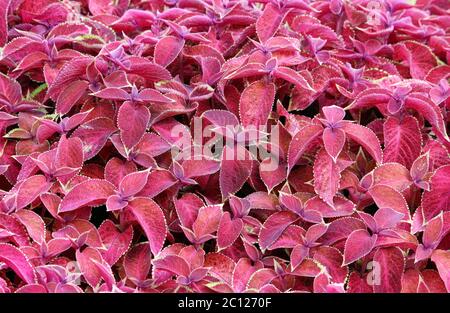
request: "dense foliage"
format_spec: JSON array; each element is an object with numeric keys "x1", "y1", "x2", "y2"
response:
[{"x1": 0, "y1": 0, "x2": 449, "y2": 293}]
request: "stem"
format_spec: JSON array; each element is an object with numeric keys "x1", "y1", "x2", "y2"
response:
[{"x1": 29, "y1": 83, "x2": 48, "y2": 99}]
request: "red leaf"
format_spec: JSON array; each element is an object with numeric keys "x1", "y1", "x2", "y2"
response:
[
  {"x1": 192, "y1": 204, "x2": 222, "y2": 239},
  {"x1": 259, "y1": 211, "x2": 298, "y2": 251},
  {"x1": 383, "y1": 116, "x2": 421, "y2": 168},
  {"x1": 343, "y1": 229, "x2": 377, "y2": 265},
  {"x1": 421, "y1": 165, "x2": 450, "y2": 222},
  {"x1": 59, "y1": 179, "x2": 115, "y2": 213},
  {"x1": 431, "y1": 250, "x2": 450, "y2": 292},
  {"x1": 0, "y1": 0, "x2": 10, "y2": 46},
  {"x1": 368, "y1": 184, "x2": 411, "y2": 220},
  {"x1": 256, "y1": 3, "x2": 285, "y2": 43},
  {"x1": 13, "y1": 209, "x2": 45, "y2": 244},
  {"x1": 16, "y1": 175, "x2": 51, "y2": 210},
  {"x1": 287, "y1": 124, "x2": 323, "y2": 172},
  {"x1": 219, "y1": 146, "x2": 253, "y2": 199},
  {"x1": 154, "y1": 36, "x2": 185, "y2": 67},
  {"x1": 71, "y1": 117, "x2": 116, "y2": 160},
  {"x1": 372, "y1": 163, "x2": 412, "y2": 191},
  {"x1": 124, "y1": 242, "x2": 152, "y2": 284},
  {"x1": 56, "y1": 80, "x2": 88, "y2": 115},
  {"x1": 118, "y1": 102, "x2": 150, "y2": 150},
  {"x1": 217, "y1": 212, "x2": 243, "y2": 250},
  {"x1": 313, "y1": 149, "x2": 342, "y2": 206},
  {"x1": 322, "y1": 128, "x2": 346, "y2": 162},
  {"x1": 0, "y1": 243, "x2": 36, "y2": 284},
  {"x1": 239, "y1": 80, "x2": 275, "y2": 128}
]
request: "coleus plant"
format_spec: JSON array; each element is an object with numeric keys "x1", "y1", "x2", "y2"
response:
[{"x1": 0, "y1": 0, "x2": 449, "y2": 294}]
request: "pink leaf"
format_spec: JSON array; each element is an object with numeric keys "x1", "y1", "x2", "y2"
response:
[
  {"x1": 152, "y1": 255, "x2": 190, "y2": 278},
  {"x1": 259, "y1": 158, "x2": 287, "y2": 192},
  {"x1": 127, "y1": 197, "x2": 167, "y2": 255},
  {"x1": 341, "y1": 122, "x2": 383, "y2": 164},
  {"x1": 154, "y1": 36, "x2": 185, "y2": 67},
  {"x1": 71, "y1": 117, "x2": 116, "y2": 160},
  {"x1": 383, "y1": 116, "x2": 421, "y2": 168},
  {"x1": 104, "y1": 158, "x2": 136, "y2": 187},
  {"x1": 137, "y1": 169, "x2": 177, "y2": 198},
  {"x1": 322, "y1": 128, "x2": 346, "y2": 162},
  {"x1": 0, "y1": 0, "x2": 10, "y2": 46},
  {"x1": 118, "y1": 169, "x2": 150, "y2": 198},
  {"x1": 174, "y1": 193, "x2": 204, "y2": 229},
  {"x1": 259, "y1": 211, "x2": 298, "y2": 251},
  {"x1": 56, "y1": 80, "x2": 88, "y2": 115},
  {"x1": 47, "y1": 57, "x2": 93, "y2": 101},
  {"x1": 75, "y1": 247, "x2": 107, "y2": 288},
  {"x1": 373, "y1": 247, "x2": 405, "y2": 293},
  {"x1": 118, "y1": 102, "x2": 150, "y2": 150},
  {"x1": 192, "y1": 204, "x2": 222, "y2": 239},
  {"x1": 13, "y1": 209, "x2": 46, "y2": 244},
  {"x1": 59, "y1": 179, "x2": 115, "y2": 213},
  {"x1": 287, "y1": 124, "x2": 323, "y2": 172},
  {"x1": 239, "y1": 80, "x2": 276, "y2": 128},
  {"x1": 372, "y1": 163, "x2": 412, "y2": 191},
  {"x1": 124, "y1": 242, "x2": 152, "y2": 284},
  {"x1": 313, "y1": 149, "x2": 342, "y2": 206},
  {"x1": 16, "y1": 175, "x2": 52, "y2": 210},
  {"x1": 220, "y1": 146, "x2": 253, "y2": 199},
  {"x1": 0, "y1": 243, "x2": 36, "y2": 284},
  {"x1": 98, "y1": 220, "x2": 133, "y2": 266},
  {"x1": 431, "y1": 250, "x2": 450, "y2": 292},
  {"x1": 217, "y1": 212, "x2": 243, "y2": 250},
  {"x1": 421, "y1": 165, "x2": 450, "y2": 222},
  {"x1": 256, "y1": 3, "x2": 285, "y2": 43},
  {"x1": 204, "y1": 253, "x2": 235, "y2": 285},
  {"x1": 233, "y1": 258, "x2": 260, "y2": 292},
  {"x1": 368, "y1": 184, "x2": 410, "y2": 220},
  {"x1": 343, "y1": 229, "x2": 377, "y2": 265}
]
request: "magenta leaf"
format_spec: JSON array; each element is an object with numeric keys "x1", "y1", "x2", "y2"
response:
[
  {"x1": 313, "y1": 149, "x2": 342, "y2": 206},
  {"x1": 192, "y1": 204, "x2": 222, "y2": 240},
  {"x1": 13, "y1": 209, "x2": 45, "y2": 244},
  {"x1": 239, "y1": 80, "x2": 275, "y2": 128},
  {"x1": 219, "y1": 146, "x2": 253, "y2": 199},
  {"x1": 16, "y1": 175, "x2": 52, "y2": 210},
  {"x1": 75, "y1": 247, "x2": 109, "y2": 288},
  {"x1": 0, "y1": 0, "x2": 448, "y2": 294},
  {"x1": 341, "y1": 122, "x2": 383, "y2": 165},
  {"x1": 256, "y1": 3, "x2": 285, "y2": 43},
  {"x1": 98, "y1": 220, "x2": 133, "y2": 266},
  {"x1": 288, "y1": 124, "x2": 323, "y2": 172},
  {"x1": 127, "y1": 197, "x2": 167, "y2": 256},
  {"x1": 373, "y1": 247, "x2": 405, "y2": 293},
  {"x1": 259, "y1": 211, "x2": 298, "y2": 251},
  {"x1": 71, "y1": 117, "x2": 116, "y2": 160},
  {"x1": 154, "y1": 36, "x2": 184, "y2": 68},
  {"x1": 56, "y1": 80, "x2": 89, "y2": 115},
  {"x1": 0, "y1": 243, "x2": 36, "y2": 284},
  {"x1": 217, "y1": 212, "x2": 243, "y2": 250},
  {"x1": 431, "y1": 250, "x2": 450, "y2": 292},
  {"x1": 421, "y1": 165, "x2": 450, "y2": 222},
  {"x1": 368, "y1": 185, "x2": 411, "y2": 220},
  {"x1": 383, "y1": 116, "x2": 421, "y2": 168},
  {"x1": 59, "y1": 179, "x2": 115, "y2": 213},
  {"x1": 124, "y1": 242, "x2": 152, "y2": 285},
  {"x1": 118, "y1": 101, "x2": 151, "y2": 150},
  {"x1": 0, "y1": 0, "x2": 10, "y2": 46},
  {"x1": 343, "y1": 229, "x2": 377, "y2": 265}
]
